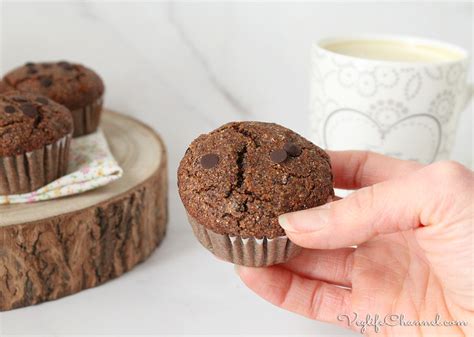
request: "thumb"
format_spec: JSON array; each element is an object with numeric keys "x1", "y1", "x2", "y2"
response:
[{"x1": 279, "y1": 162, "x2": 459, "y2": 249}]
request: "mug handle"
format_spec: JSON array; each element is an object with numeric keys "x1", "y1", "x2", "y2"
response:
[{"x1": 460, "y1": 83, "x2": 474, "y2": 111}]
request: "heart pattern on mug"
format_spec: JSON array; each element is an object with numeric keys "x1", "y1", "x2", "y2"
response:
[{"x1": 323, "y1": 109, "x2": 442, "y2": 164}]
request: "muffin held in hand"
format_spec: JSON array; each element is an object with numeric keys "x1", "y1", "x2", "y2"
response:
[
  {"x1": 0, "y1": 91, "x2": 73, "y2": 195},
  {"x1": 2, "y1": 61, "x2": 104, "y2": 137},
  {"x1": 178, "y1": 121, "x2": 334, "y2": 267}
]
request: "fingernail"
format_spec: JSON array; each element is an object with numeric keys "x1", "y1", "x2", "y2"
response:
[{"x1": 279, "y1": 203, "x2": 331, "y2": 233}]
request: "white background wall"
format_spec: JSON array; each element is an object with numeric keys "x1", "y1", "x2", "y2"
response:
[{"x1": 0, "y1": 1, "x2": 472, "y2": 336}]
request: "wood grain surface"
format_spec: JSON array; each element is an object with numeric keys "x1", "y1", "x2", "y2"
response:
[{"x1": 0, "y1": 110, "x2": 168, "y2": 311}]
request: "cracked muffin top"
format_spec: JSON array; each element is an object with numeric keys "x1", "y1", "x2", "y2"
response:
[
  {"x1": 2, "y1": 61, "x2": 104, "y2": 110},
  {"x1": 177, "y1": 121, "x2": 334, "y2": 239},
  {"x1": 0, "y1": 91, "x2": 73, "y2": 156}
]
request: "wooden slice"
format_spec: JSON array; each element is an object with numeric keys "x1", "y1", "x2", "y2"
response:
[{"x1": 0, "y1": 110, "x2": 168, "y2": 311}]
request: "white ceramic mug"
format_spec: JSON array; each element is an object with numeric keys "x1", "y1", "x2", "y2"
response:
[{"x1": 310, "y1": 35, "x2": 472, "y2": 164}]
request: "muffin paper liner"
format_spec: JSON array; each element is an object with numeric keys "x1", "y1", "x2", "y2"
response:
[
  {"x1": 0, "y1": 134, "x2": 71, "y2": 195},
  {"x1": 187, "y1": 213, "x2": 302, "y2": 267},
  {"x1": 71, "y1": 96, "x2": 104, "y2": 138}
]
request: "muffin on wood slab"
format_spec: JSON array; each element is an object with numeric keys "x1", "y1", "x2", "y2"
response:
[
  {"x1": 178, "y1": 121, "x2": 334, "y2": 267},
  {"x1": 0, "y1": 80, "x2": 9, "y2": 94},
  {"x1": 2, "y1": 61, "x2": 104, "y2": 137},
  {"x1": 0, "y1": 91, "x2": 73, "y2": 195}
]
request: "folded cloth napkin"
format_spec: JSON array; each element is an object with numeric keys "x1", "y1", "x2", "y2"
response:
[{"x1": 0, "y1": 129, "x2": 123, "y2": 204}]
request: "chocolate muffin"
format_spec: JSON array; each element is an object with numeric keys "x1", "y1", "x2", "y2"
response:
[
  {"x1": 2, "y1": 61, "x2": 104, "y2": 137},
  {"x1": 178, "y1": 121, "x2": 334, "y2": 266},
  {"x1": 0, "y1": 81, "x2": 9, "y2": 94},
  {"x1": 0, "y1": 91, "x2": 73, "y2": 195}
]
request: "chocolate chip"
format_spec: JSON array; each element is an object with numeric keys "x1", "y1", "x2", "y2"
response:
[
  {"x1": 200, "y1": 153, "x2": 219, "y2": 169},
  {"x1": 57, "y1": 61, "x2": 74, "y2": 70},
  {"x1": 40, "y1": 76, "x2": 53, "y2": 87},
  {"x1": 62, "y1": 64, "x2": 74, "y2": 71},
  {"x1": 36, "y1": 97, "x2": 49, "y2": 105},
  {"x1": 283, "y1": 142, "x2": 302, "y2": 157},
  {"x1": 270, "y1": 149, "x2": 288, "y2": 163},
  {"x1": 20, "y1": 103, "x2": 37, "y2": 118},
  {"x1": 25, "y1": 62, "x2": 35, "y2": 67},
  {"x1": 27, "y1": 67, "x2": 38, "y2": 74},
  {"x1": 12, "y1": 96, "x2": 27, "y2": 103},
  {"x1": 58, "y1": 61, "x2": 74, "y2": 70},
  {"x1": 4, "y1": 105, "x2": 16, "y2": 114}
]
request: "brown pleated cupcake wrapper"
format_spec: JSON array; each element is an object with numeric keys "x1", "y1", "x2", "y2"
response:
[
  {"x1": 71, "y1": 96, "x2": 104, "y2": 138},
  {"x1": 0, "y1": 134, "x2": 71, "y2": 195},
  {"x1": 188, "y1": 213, "x2": 302, "y2": 267}
]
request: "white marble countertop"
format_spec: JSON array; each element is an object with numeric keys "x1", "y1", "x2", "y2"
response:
[{"x1": 0, "y1": 2, "x2": 472, "y2": 336}]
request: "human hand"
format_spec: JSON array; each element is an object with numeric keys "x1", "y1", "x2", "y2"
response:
[{"x1": 236, "y1": 151, "x2": 474, "y2": 336}]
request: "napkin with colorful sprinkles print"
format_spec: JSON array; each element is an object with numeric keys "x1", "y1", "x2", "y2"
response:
[{"x1": 0, "y1": 129, "x2": 123, "y2": 204}]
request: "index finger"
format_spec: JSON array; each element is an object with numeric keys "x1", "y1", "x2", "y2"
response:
[{"x1": 327, "y1": 150, "x2": 423, "y2": 189}]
